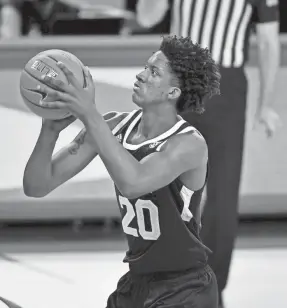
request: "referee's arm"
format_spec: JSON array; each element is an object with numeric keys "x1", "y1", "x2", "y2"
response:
[
  {"x1": 136, "y1": 0, "x2": 169, "y2": 28},
  {"x1": 253, "y1": 0, "x2": 280, "y2": 119}
]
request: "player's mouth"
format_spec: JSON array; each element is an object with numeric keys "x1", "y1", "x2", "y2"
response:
[{"x1": 133, "y1": 82, "x2": 140, "y2": 92}]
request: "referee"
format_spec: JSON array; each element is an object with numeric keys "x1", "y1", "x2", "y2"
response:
[{"x1": 136, "y1": 0, "x2": 280, "y2": 307}]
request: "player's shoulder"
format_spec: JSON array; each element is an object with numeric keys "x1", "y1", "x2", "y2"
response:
[
  {"x1": 160, "y1": 124, "x2": 207, "y2": 159},
  {"x1": 173, "y1": 123, "x2": 206, "y2": 147},
  {"x1": 176, "y1": 128, "x2": 206, "y2": 151}
]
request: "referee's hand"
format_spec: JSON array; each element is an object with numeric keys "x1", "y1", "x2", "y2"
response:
[{"x1": 253, "y1": 106, "x2": 282, "y2": 138}]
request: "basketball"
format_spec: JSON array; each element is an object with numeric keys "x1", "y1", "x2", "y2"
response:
[{"x1": 20, "y1": 49, "x2": 85, "y2": 120}]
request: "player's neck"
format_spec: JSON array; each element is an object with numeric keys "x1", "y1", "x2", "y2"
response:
[{"x1": 138, "y1": 107, "x2": 179, "y2": 139}]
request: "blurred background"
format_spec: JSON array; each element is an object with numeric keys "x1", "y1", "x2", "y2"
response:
[{"x1": 0, "y1": 1, "x2": 286, "y2": 308}]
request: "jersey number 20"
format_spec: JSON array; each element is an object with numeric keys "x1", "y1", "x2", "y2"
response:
[{"x1": 118, "y1": 196, "x2": 161, "y2": 241}]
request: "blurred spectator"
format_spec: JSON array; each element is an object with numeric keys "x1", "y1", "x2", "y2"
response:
[
  {"x1": 122, "y1": 0, "x2": 170, "y2": 35},
  {"x1": 20, "y1": 0, "x2": 78, "y2": 36},
  {"x1": 0, "y1": 0, "x2": 21, "y2": 38},
  {"x1": 0, "y1": 0, "x2": 78, "y2": 38}
]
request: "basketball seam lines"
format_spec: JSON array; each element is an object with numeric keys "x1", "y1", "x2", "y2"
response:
[
  {"x1": 44, "y1": 55, "x2": 86, "y2": 87},
  {"x1": 45, "y1": 55, "x2": 58, "y2": 63},
  {"x1": 23, "y1": 68, "x2": 45, "y2": 83}
]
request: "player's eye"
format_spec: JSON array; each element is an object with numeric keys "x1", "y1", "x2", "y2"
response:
[
  {"x1": 151, "y1": 69, "x2": 157, "y2": 76},
  {"x1": 144, "y1": 65, "x2": 158, "y2": 76}
]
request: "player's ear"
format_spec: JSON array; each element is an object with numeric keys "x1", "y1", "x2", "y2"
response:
[{"x1": 168, "y1": 87, "x2": 181, "y2": 101}]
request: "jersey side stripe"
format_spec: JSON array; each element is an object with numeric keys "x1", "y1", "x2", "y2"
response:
[{"x1": 180, "y1": 185, "x2": 194, "y2": 222}]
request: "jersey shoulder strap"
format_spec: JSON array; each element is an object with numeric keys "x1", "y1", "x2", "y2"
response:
[
  {"x1": 111, "y1": 109, "x2": 141, "y2": 136},
  {"x1": 155, "y1": 121, "x2": 204, "y2": 152}
]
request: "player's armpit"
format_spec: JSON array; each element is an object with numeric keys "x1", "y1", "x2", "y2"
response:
[{"x1": 124, "y1": 132, "x2": 207, "y2": 199}]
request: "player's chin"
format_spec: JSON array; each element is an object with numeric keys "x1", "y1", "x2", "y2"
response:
[{"x1": 132, "y1": 92, "x2": 144, "y2": 106}]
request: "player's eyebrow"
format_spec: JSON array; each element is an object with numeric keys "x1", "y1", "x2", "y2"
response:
[
  {"x1": 151, "y1": 64, "x2": 161, "y2": 70},
  {"x1": 146, "y1": 63, "x2": 162, "y2": 72}
]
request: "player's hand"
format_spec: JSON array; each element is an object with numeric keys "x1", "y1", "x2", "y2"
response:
[
  {"x1": 253, "y1": 106, "x2": 282, "y2": 138},
  {"x1": 37, "y1": 63, "x2": 96, "y2": 122},
  {"x1": 42, "y1": 115, "x2": 76, "y2": 134}
]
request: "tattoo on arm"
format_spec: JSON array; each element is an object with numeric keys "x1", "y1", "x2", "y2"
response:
[{"x1": 69, "y1": 129, "x2": 87, "y2": 155}]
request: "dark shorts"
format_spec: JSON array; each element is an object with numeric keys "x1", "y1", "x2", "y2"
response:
[{"x1": 106, "y1": 265, "x2": 218, "y2": 308}]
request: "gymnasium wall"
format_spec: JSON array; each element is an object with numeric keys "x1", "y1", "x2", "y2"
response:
[{"x1": 0, "y1": 35, "x2": 286, "y2": 220}]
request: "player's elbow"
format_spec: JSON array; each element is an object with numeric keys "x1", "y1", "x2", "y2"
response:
[
  {"x1": 23, "y1": 187, "x2": 48, "y2": 198},
  {"x1": 23, "y1": 182, "x2": 50, "y2": 198},
  {"x1": 122, "y1": 190, "x2": 140, "y2": 200},
  {"x1": 120, "y1": 183, "x2": 142, "y2": 200}
]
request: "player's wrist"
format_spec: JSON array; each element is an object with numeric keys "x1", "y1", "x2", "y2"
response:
[
  {"x1": 81, "y1": 104, "x2": 101, "y2": 127},
  {"x1": 40, "y1": 122, "x2": 61, "y2": 138}
]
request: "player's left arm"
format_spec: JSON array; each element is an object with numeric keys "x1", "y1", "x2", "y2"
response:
[
  {"x1": 85, "y1": 111, "x2": 207, "y2": 199},
  {"x1": 253, "y1": 0, "x2": 280, "y2": 132}
]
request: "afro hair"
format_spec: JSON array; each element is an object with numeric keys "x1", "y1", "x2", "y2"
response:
[{"x1": 159, "y1": 35, "x2": 221, "y2": 114}]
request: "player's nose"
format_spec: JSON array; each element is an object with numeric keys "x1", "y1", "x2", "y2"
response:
[{"x1": 136, "y1": 71, "x2": 146, "y2": 83}]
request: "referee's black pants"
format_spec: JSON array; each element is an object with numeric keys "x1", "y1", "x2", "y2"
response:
[{"x1": 180, "y1": 67, "x2": 247, "y2": 294}]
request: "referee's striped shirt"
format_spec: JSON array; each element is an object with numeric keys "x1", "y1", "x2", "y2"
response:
[{"x1": 170, "y1": 0, "x2": 279, "y2": 68}]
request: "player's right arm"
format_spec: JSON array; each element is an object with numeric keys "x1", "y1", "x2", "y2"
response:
[
  {"x1": 136, "y1": 0, "x2": 169, "y2": 28},
  {"x1": 23, "y1": 111, "x2": 128, "y2": 198}
]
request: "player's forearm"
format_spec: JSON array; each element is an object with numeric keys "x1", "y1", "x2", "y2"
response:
[
  {"x1": 84, "y1": 108, "x2": 140, "y2": 198},
  {"x1": 256, "y1": 38, "x2": 280, "y2": 112},
  {"x1": 23, "y1": 127, "x2": 58, "y2": 197}
]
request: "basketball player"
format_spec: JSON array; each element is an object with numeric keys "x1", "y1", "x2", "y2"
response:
[
  {"x1": 136, "y1": 1, "x2": 281, "y2": 307},
  {"x1": 23, "y1": 35, "x2": 221, "y2": 307}
]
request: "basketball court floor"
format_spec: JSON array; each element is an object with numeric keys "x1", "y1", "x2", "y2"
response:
[{"x1": 0, "y1": 225, "x2": 287, "y2": 308}]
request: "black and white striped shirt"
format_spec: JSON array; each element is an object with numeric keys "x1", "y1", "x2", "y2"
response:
[{"x1": 170, "y1": 0, "x2": 279, "y2": 67}]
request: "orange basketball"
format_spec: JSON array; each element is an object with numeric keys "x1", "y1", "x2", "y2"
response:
[{"x1": 20, "y1": 49, "x2": 85, "y2": 120}]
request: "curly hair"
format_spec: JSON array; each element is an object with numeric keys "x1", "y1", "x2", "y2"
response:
[{"x1": 159, "y1": 35, "x2": 221, "y2": 114}]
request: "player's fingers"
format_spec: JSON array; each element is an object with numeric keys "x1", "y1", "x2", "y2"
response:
[
  {"x1": 37, "y1": 84, "x2": 60, "y2": 99},
  {"x1": 37, "y1": 84, "x2": 72, "y2": 104},
  {"x1": 57, "y1": 61, "x2": 80, "y2": 88},
  {"x1": 39, "y1": 100, "x2": 68, "y2": 109},
  {"x1": 41, "y1": 75, "x2": 69, "y2": 92},
  {"x1": 83, "y1": 66, "x2": 93, "y2": 89}
]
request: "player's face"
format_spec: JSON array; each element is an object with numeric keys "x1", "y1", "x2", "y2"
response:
[{"x1": 132, "y1": 51, "x2": 181, "y2": 108}]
